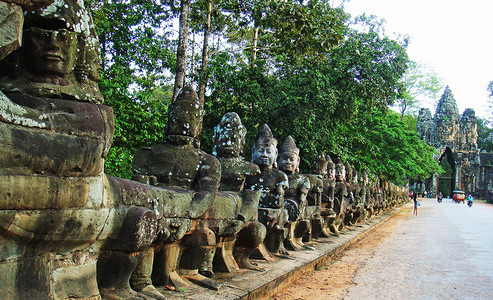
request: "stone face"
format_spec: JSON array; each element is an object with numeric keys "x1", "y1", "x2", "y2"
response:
[
  {"x1": 0, "y1": 0, "x2": 102, "y2": 103},
  {"x1": 0, "y1": 1, "x2": 170, "y2": 299}
]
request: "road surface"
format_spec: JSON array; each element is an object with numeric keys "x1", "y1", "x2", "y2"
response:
[
  {"x1": 346, "y1": 197, "x2": 493, "y2": 299},
  {"x1": 273, "y1": 198, "x2": 493, "y2": 299}
]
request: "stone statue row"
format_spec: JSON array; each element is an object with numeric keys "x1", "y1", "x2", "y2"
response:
[{"x1": 0, "y1": 1, "x2": 408, "y2": 299}]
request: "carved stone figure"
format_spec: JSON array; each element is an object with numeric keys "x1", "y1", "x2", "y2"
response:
[
  {"x1": 304, "y1": 172, "x2": 324, "y2": 240},
  {"x1": 277, "y1": 136, "x2": 311, "y2": 250},
  {"x1": 332, "y1": 158, "x2": 348, "y2": 235},
  {"x1": 0, "y1": 1, "x2": 167, "y2": 299},
  {"x1": 310, "y1": 152, "x2": 336, "y2": 237},
  {"x1": 245, "y1": 124, "x2": 289, "y2": 257},
  {"x1": 132, "y1": 85, "x2": 222, "y2": 290},
  {"x1": 212, "y1": 112, "x2": 266, "y2": 271}
]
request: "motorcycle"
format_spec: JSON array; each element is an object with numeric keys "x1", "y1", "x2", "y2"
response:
[
  {"x1": 467, "y1": 199, "x2": 473, "y2": 207},
  {"x1": 437, "y1": 195, "x2": 443, "y2": 203}
]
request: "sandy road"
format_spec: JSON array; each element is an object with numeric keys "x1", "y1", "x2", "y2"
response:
[
  {"x1": 272, "y1": 204, "x2": 413, "y2": 300},
  {"x1": 273, "y1": 198, "x2": 493, "y2": 299}
]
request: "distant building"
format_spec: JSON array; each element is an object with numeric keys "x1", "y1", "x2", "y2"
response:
[{"x1": 414, "y1": 86, "x2": 493, "y2": 201}]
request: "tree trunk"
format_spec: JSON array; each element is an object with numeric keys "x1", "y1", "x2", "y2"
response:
[
  {"x1": 252, "y1": 27, "x2": 258, "y2": 66},
  {"x1": 173, "y1": 0, "x2": 191, "y2": 101},
  {"x1": 198, "y1": 0, "x2": 212, "y2": 103}
]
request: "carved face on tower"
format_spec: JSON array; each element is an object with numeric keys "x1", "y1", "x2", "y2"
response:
[
  {"x1": 278, "y1": 136, "x2": 300, "y2": 174},
  {"x1": 25, "y1": 27, "x2": 78, "y2": 76},
  {"x1": 1, "y1": 0, "x2": 103, "y2": 102},
  {"x1": 212, "y1": 112, "x2": 246, "y2": 158},
  {"x1": 252, "y1": 124, "x2": 278, "y2": 167}
]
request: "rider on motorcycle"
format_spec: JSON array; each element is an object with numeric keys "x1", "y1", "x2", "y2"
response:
[{"x1": 437, "y1": 192, "x2": 443, "y2": 203}]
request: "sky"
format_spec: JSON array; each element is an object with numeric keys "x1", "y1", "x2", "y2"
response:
[{"x1": 341, "y1": 0, "x2": 493, "y2": 119}]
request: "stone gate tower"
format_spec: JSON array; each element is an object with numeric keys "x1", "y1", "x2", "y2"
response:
[{"x1": 415, "y1": 86, "x2": 492, "y2": 200}]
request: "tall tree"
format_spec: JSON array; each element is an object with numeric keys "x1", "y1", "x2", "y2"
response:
[
  {"x1": 395, "y1": 61, "x2": 444, "y2": 118},
  {"x1": 477, "y1": 117, "x2": 493, "y2": 152},
  {"x1": 173, "y1": 0, "x2": 192, "y2": 101},
  {"x1": 87, "y1": 0, "x2": 176, "y2": 178}
]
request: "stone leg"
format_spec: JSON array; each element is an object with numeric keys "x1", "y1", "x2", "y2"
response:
[
  {"x1": 99, "y1": 207, "x2": 158, "y2": 300},
  {"x1": 293, "y1": 219, "x2": 313, "y2": 250},
  {"x1": 307, "y1": 216, "x2": 323, "y2": 241},
  {"x1": 263, "y1": 225, "x2": 289, "y2": 257},
  {"x1": 130, "y1": 247, "x2": 165, "y2": 300},
  {"x1": 151, "y1": 242, "x2": 190, "y2": 290},
  {"x1": 212, "y1": 236, "x2": 239, "y2": 273},
  {"x1": 233, "y1": 221, "x2": 267, "y2": 271},
  {"x1": 180, "y1": 227, "x2": 219, "y2": 290},
  {"x1": 284, "y1": 221, "x2": 303, "y2": 251}
]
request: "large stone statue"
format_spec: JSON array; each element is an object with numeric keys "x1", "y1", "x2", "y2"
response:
[
  {"x1": 212, "y1": 112, "x2": 266, "y2": 271},
  {"x1": 132, "y1": 85, "x2": 223, "y2": 290},
  {"x1": 277, "y1": 136, "x2": 311, "y2": 250},
  {"x1": 331, "y1": 158, "x2": 349, "y2": 235},
  {"x1": 0, "y1": 1, "x2": 167, "y2": 299},
  {"x1": 305, "y1": 166, "x2": 324, "y2": 240},
  {"x1": 245, "y1": 124, "x2": 289, "y2": 257}
]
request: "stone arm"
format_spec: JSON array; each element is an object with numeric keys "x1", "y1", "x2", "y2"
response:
[
  {"x1": 184, "y1": 154, "x2": 221, "y2": 219},
  {"x1": 299, "y1": 176, "x2": 311, "y2": 203}
]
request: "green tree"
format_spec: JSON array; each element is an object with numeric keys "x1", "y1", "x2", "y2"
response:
[
  {"x1": 87, "y1": 0, "x2": 176, "y2": 178},
  {"x1": 395, "y1": 61, "x2": 444, "y2": 118},
  {"x1": 477, "y1": 117, "x2": 493, "y2": 152}
]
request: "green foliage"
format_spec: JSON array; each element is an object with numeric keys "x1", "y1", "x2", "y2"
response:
[
  {"x1": 395, "y1": 61, "x2": 444, "y2": 118},
  {"x1": 87, "y1": 0, "x2": 175, "y2": 178},
  {"x1": 477, "y1": 117, "x2": 493, "y2": 152},
  {"x1": 87, "y1": 1, "x2": 441, "y2": 184}
]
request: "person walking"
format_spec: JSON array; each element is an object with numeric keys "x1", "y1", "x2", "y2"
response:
[{"x1": 413, "y1": 193, "x2": 419, "y2": 217}]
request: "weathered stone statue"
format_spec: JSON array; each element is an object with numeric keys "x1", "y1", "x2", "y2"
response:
[
  {"x1": 350, "y1": 166, "x2": 365, "y2": 224},
  {"x1": 332, "y1": 158, "x2": 348, "y2": 235},
  {"x1": 245, "y1": 124, "x2": 289, "y2": 257},
  {"x1": 341, "y1": 162, "x2": 355, "y2": 228},
  {"x1": 212, "y1": 112, "x2": 266, "y2": 271},
  {"x1": 0, "y1": 1, "x2": 166, "y2": 299},
  {"x1": 310, "y1": 152, "x2": 335, "y2": 237},
  {"x1": 132, "y1": 85, "x2": 223, "y2": 290},
  {"x1": 277, "y1": 136, "x2": 311, "y2": 250},
  {"x1": 305, "y1": 158, "x2": 325, "y2": 240}
]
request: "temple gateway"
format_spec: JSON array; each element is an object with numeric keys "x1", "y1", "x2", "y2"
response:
[{"x1": 414, "y1": 86, "x2": 493, "y2": 202}]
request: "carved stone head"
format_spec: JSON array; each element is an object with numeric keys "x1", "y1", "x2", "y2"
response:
[
  {"x1": 278, "y1": 136, "x2": 300, "y2": 174},
  {"x1": 212, "y1": 112, "x2": 246, "y2": 158},
  {"x1": 0, "y1": 0, "x2": 102, "y2": 102},
  {"x1": 311, "y1": 152, "x2": 327, "y2": 177},
  {"x1": 165, "y1": 85, "x2": 203, "y2": 147},
  {"x1": 252, "y1": 124, "x2": 278, "y2": 168},
  {"x1": 326, "y1": 154, "x2": 336, "y2": 181},
  {"x1": 335, "y1": 158, "x2": 346, "y2": 182},
  {"x1": 345, "y1": 162, "x2": 353, "y2": 182}
]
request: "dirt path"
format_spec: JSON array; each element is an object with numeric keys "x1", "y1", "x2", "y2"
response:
[{"x1": 271, "y1": 205, "x2": 412, "y2": 300}]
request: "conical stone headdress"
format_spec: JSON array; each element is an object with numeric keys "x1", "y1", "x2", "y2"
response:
[
  {"x1": 326, "y1": 154, "x2": 335, "y2": 169},
  {"x1": 312, "y1": 151, "x2": 328, "y2": 175},
  {"x1": 165, "y1": 85, "x2": 204, "y2": 147},
  {"x1": 212, "y1": 112, "x2": 246, "y2": 157},
  {"x1": 280, "y1": 136, "x2": 300, "y2": 156},
  {"x1": 254, "y1": 124, "x2": 277, "y2": 147}
]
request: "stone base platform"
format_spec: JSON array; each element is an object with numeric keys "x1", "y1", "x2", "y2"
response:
[{"x1": 155, "y1": 205, "x2": 406, "y2": 299}]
